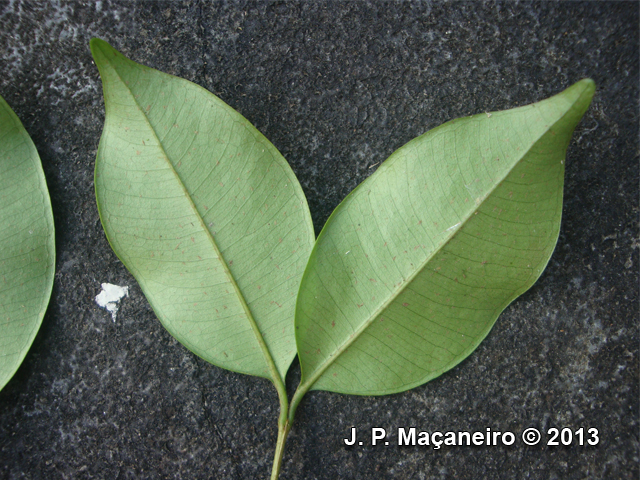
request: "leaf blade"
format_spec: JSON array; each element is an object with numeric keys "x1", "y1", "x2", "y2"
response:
[
  {"x1": 0, "y1": 95, "x2": 55, "y2": 390},
  {"x1": 91, "y1": 39, "x2": 315, "y2": 381},
  {"x1": 295, "y1": 80, "x2": 595, "y2": 395}
]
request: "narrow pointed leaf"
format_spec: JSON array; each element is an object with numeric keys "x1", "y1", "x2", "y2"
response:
[
  {"x1": 296, "y1": 80, "x2": 595, "y2": 395},
  {"x1": 0, "y1": 95, "x2": 55, "y2": 390},
  {"x1": 91, "y1": 39, "x2": 314, "y2": 381}
]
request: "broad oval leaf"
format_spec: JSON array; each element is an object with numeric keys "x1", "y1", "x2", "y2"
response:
[
  {"x1": 295, "y1": 80, "x2": 595, "y2": 395},
  {"x1": 0, "y1": 95, "x2": 55, "y2": 390},
  {"x1": 91, "y1": 39, "x2": 315, "y2": 381}
]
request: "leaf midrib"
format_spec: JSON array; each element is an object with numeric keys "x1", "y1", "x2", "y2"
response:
[
  {"x1": 101, "y1": 50, "x2": 282, "y2": 383},
  {"x1": 300, "y1": 96, "x2": 580, "y2": 391}
]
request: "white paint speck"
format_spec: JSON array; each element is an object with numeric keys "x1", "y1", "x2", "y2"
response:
[{"x1": 95, "y1": 283, "x2": 129, "y2": 322}]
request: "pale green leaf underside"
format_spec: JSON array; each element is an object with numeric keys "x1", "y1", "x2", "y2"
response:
[
  {"x1": 0, "y1": 95, "x2": 55, "y2": 391},
  {"x1": 296, "y1": 79, "x2": 595, "y2": 395},
  {"x1": 91, "y1": 39, "x2": 314, "y2": 380}
]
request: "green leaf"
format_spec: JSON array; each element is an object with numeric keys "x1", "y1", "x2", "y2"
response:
[
  {"x1": 294, "y1": 79, "x2": 595, "y2": 395},
  {"x1": 90, "y1": 39, "x2": 315, "y2": 382},
  {"x1": 0, "y1": 95, "x2": 55, "y2": 391}
]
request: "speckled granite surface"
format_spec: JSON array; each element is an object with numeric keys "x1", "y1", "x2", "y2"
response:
[{"x1": 0, "y1": 1, "x2": 637, "y2": 479}]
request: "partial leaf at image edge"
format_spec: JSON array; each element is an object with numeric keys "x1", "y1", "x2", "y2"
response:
[
  {"x1": 0, "y1": 95, "x2": 55, "y2": 391},
  {"x1": 90, "y1": 39, "x2": 315, "y2": 383},
  {"x1": 294, "y1": 79, "x2": 595, "y2": 396}
]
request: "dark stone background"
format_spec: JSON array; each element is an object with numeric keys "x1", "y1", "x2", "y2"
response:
[{"x1": 0, "y1": 1, "x2": 637, "y2": 479}]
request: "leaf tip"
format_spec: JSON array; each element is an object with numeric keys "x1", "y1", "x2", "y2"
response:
[
  {"x1": 90, "y1": 38, "x2": 117, "y2": 65},
  {"x1": 574, "y1": 78, "x2": 596, "y2": 103},
  {"x1": 576, "y1": 77, "x2": 596, "y2": 93},
  {"x1": 90, "y1": 37, "x2": 106, "y2": 54},
  {"x1": 560, "y1": 78, "x2": 596, "y2": 111}
]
